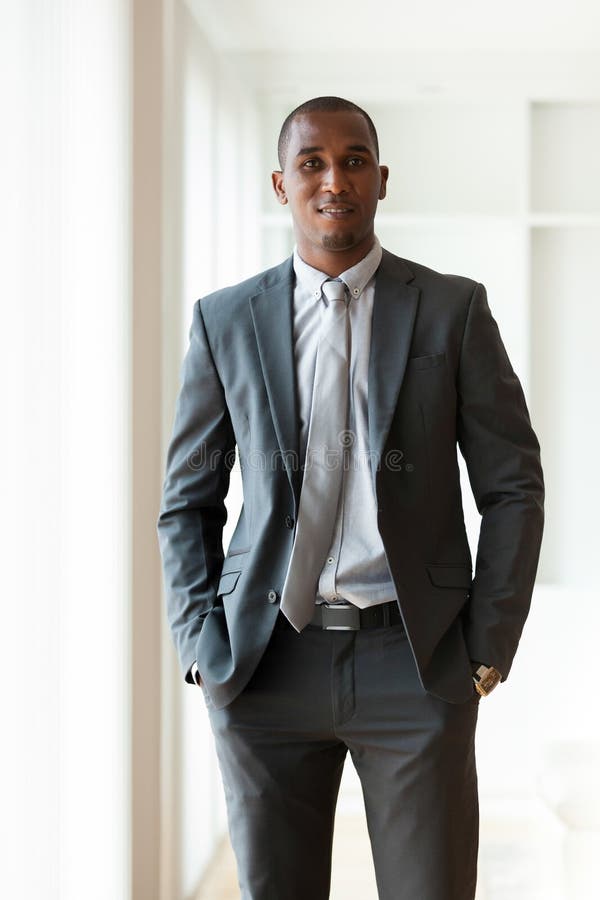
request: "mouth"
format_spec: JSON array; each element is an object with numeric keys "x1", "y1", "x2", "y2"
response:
[{"x1": 317, "y1": 204, "x2": 355, "y2": 220}]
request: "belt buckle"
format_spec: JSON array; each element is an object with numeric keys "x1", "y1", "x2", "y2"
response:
[{"x1": 321, "y1": 602, "x2": 360, "y2": 631}]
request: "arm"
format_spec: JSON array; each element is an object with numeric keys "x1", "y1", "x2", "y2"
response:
[
  {"x1": 457, "y1": 282, "x2": 544, "y2": 682},
  {"x1": 157, "y1": 300, "x2": 235, "y2": 684}
]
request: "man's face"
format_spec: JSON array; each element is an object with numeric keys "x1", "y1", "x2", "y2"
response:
[{"x1": 271, "y1": 111, "x2": 388, "y2": 274}]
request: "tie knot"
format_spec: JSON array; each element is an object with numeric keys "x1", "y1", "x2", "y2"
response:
[{"x1": 321, "y1": 278, "x2": 347, "y2": 305}]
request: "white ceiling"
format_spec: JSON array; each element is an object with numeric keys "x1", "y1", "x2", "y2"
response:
[{"x1": 189, "y1": 0, "x2": 600, "y2": 52}]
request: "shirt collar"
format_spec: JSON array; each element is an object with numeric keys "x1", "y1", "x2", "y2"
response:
[{"x1": 293, "y1": 236, "x2": 383, "y2": 302}]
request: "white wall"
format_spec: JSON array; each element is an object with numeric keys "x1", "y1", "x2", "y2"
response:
[
  {"x1": 1, "y1": 2, "x2": 131, "y2": 899},
  {"x1": 159, "y1": 4, "x2": 262, "y2": 897}
]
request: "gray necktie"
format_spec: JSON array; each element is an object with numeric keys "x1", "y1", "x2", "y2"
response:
[{"x1": 280, "y1": 278, "x2": 350, "y2": 631}]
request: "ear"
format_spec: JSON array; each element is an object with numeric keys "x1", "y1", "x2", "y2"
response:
[
  {"x1": 271, "y1": 170, "x2": 287, "y2": 205},
  {"x1": 378, "y1": 165, "x2": 389, "y2": 200}
]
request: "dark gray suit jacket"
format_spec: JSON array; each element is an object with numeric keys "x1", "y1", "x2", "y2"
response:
[{"x1": 157, "y1": 248, "x2": 544, "y2": 709}]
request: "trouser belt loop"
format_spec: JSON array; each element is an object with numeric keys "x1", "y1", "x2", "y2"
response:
[{"x1": 382, "y1": 603, "x2": 391, "y2": 627}]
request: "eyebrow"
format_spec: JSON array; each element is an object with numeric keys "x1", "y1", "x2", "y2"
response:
[
  {"x1": 296, "y1": 144, "x2": 373, "y2": 157},
  {"x1": 296, "y1": 146, "x2": 322, "y2": 156}
]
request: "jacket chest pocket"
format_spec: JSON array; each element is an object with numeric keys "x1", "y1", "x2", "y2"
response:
[{"x1": 407, "y1": 351, "x2": 445, "y2": 372}]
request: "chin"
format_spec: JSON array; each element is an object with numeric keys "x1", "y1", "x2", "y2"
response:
[{"x1": 321, "y1": 231, "x2": 356, "y2": 251}]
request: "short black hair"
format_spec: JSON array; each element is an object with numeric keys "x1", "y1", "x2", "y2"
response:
[{"x1": 277, "y1": 96, "x2": 379, "y2": 169}]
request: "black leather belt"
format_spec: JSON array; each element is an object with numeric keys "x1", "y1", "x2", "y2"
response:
[{"x1": 277, "y1": 600, "x2": 404, "y2": 631}]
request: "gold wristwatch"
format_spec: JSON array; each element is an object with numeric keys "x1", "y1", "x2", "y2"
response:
[{"x1": 471, "y1": 662, "x2": 502, "y2": 697}]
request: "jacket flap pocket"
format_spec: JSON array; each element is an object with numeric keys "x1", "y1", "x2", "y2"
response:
[
  {"x1": 216, "y1": 570, "x2": 241, "y2": 597},
  {"x1": 426, "y1": 564, "x2": 472, "y2": 588},
  {"x1": 221, "y1": 547, "x2": 251, "y2": 574}
]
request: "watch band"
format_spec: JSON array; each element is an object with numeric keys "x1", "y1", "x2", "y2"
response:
[{"x1": 471, "y1": 662, "x2": 502, "y2": 697}]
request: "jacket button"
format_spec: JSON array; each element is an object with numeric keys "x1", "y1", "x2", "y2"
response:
[
  {"x1": 285, "y1": 515, "x2": 294, "y2": 529},
  {"x1": 267, "y1": 589, "x2": 278, "y2": 603}
]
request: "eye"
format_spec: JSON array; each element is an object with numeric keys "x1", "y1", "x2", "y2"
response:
[
  {"x1": 302, "y1": 158, "x2": 322, "y2": 169},
  {"x1": 347, "y1": 157, "x2": 365, "y2": 167}
]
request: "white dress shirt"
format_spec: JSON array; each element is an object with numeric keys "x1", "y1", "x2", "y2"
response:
[{"x1": 292, "y1": 236, "x2": 398, "y2": 610}]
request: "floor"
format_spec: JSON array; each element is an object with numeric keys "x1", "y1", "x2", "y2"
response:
[{"x1": 195, "y1": 812, "x2": 565, "y2": 900}]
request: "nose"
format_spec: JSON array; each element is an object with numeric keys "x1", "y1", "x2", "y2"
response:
[{"x1": 321, "y1": 163, "x2": 351, "y2": 195}]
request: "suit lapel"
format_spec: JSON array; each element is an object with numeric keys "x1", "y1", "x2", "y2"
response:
[
  {"x1": 249, "y1": 257, "x2": 302, "y2": 505},
  {"x1": 368, "y1": 250, "x2": 420, "y2": 496}
]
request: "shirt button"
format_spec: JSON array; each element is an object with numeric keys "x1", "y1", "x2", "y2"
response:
[
  {"x1": 267, "y1": 590, "x2": 278, "y2": 603},
  {"x1": 285, "y1": 515, "x2": 294, "y2": 529},
  {"x1": 327, "y1": 557, "x2": 334, "y2": 564}
]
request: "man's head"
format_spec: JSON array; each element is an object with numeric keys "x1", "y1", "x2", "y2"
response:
[
  {"x1": 272, "y1": 97, "x2": 388, "y2": 276},
  {"x1": 277, "y1": 97, "x2": 380, "y2": 169}
]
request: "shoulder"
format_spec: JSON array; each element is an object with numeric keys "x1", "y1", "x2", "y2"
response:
[
  {"x1": 196, "y1": 256, "x2": 294, "y2": 324},
  {"x1": 380, "y1": 247, "x2": 480, "y2": 302}
]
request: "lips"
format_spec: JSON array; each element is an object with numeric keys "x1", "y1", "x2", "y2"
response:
[{"x1": 318, "y1": 204, "x2": 355, "y2": 218}]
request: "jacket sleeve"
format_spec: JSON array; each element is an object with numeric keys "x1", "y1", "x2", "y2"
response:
[
  {"x1": 456, "y1": 282, "x2": 545, "y2": 682},
  {"x1": 157, "y1": 299, "x2": 235, "y2": 683}
]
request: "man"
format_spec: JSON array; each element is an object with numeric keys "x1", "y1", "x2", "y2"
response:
[{"x1": 157, "y1": 96, "x2": 544, "y2": 900}]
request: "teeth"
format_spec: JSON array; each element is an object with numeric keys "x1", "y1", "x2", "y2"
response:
[{"x1": 321, "y1": 207, "x2": 350, "y2": 212}]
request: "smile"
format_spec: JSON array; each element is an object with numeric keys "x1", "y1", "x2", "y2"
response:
[{"x1": 318, "y1": 206, "x2": 354, "y2": 218}]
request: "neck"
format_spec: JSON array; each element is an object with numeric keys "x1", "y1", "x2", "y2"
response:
[{"x1": 295, "y1": 234, "x2": 376, "y2": 277}]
